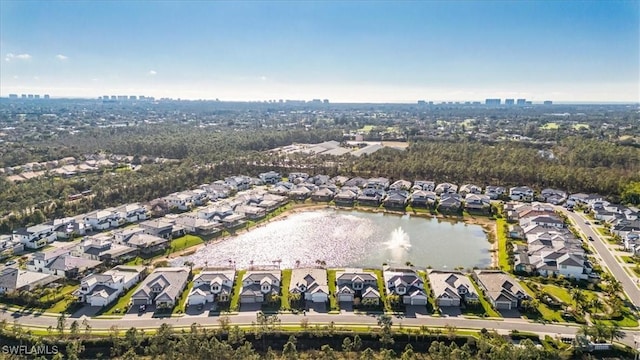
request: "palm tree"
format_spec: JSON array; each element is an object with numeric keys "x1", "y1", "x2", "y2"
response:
[{"x1": 570, "y1": 288, "x2": 586, "y2": 311}]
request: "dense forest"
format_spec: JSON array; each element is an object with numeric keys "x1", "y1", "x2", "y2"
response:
[
  {"x1": 1, "y1": 124, "x2": 639, "y2": 232},
  {"x1": 0, "y1": 320, "x2": 621, "y2": 360}
]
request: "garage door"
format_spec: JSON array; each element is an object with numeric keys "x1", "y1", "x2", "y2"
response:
[
  {"x1": 495, "y1": 301, "x2": 511, "y2": 310},
  {"x1": 132, "y1": 298, "x2": 148, "y2": 306},
  {"x1": 338, "y1": 294, "x2": 353, "y2": 302},
  {"x1": 438, "y1": 298, "x2": 458, "y2": 307},
  {"x1": 240, "y1": 295, "x2": 255, "y2": 304},
  {"x1": 411, "y1": 298, "x2": 427, "y2": 306},
  {"x1": 188, "y1": 296, "x2": 205, "y2": 306}
]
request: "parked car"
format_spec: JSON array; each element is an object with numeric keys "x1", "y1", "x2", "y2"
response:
[
  {"x1": 4, "y1": 260, "x2": 16, "y2": 266},
  {"x1": 138, "y1": 304, "x2": 146, "y2": 313}
]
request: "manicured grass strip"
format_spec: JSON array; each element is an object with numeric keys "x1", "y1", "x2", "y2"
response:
[
  {"x1": 168, "y1": 235, "x2": 204, "y2": 254},
  {"x1": 468, "y1": 276, "x2": 501, "y2": 318},
  {"x1": 280, "y1": 269, "x2": 292, "y2": 310},
  {"x1": 38, "y1": 284, "x2": 78, "y2": 303},
  {"x1": 172, "y1": 278, "x2": 195, "y2": 315},
  {"x1": 496, "y1": 218, "x2": 510, "y2": 271},
  {"x1": 327, "y1": 269, "x2": 338, "y2": 311},
  {"x1": 370, "y1": 269, "x2": 387, "y2": 309},
  {"x1": 102, "y1": 284, "x2": 139, "y2": 316},
  {"x1": 418, "y1": 270, "x2": 438, "y2": 314},
  {"x1": 519, "y1": 282, "x2": 565, "y2": 323},
  {"x1": 230, "y1": 270, "x2": 246, "y2": 311}
]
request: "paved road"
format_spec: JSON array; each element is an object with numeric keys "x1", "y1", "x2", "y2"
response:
[
  {"x1": 557, "y1": 207, "x2": 640, "y2": 309},
  {"x1": 1, "y1": 306, "x2": 639, "y2": 348}
]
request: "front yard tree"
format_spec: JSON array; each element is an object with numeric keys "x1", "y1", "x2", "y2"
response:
[{"x1": 56, "y1": 313, "x2": 66, "y2": 337}]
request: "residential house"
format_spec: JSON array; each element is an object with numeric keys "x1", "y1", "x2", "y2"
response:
[
  {"x1": 513, "y1": 244, "x2": 534, "y2": 273},
  {"x1": 76, "y1": 266, "x2": 145, "y2": 307},
  {"x1": 484, "y1": 186, "x2": 506, "y2": 200},
  {"x1": 75, "y1": 236, "x2": 137, "y2": 264},
  {"x1": 412, "y1": 180, "x2": 435, "y2": 192},
  {"x1": 288, "y1": 172, "x2": 309, "y2": 183},
  {"x1": 459, "y1": 184, "x2": 482, "y2": 196},
  {"x1": 435, "y1": 182, "x2": 458, "y2": 195},
  {"x1": 126, "y1": 233, "x2": 170, "y2": 255},
  {"x1": 509, "y1": 186, "x2": 534, "y2": 202},
  {"x1": 311, "y1": 188, "x2": 335, "y2": 202},
  {"x1": 389, "y1": 180, "x2": 412, "y2": 191},
  {"x1": 27, "y1": 248, "x2": 71, "y2": 272},
  {"x1": 164, "y1": 193, "x2": 194, "y2": 211},
  {"x1": 464, "y1": 194, "x2": 491, "y2": 213},
  {"x1": 567, "y1": 193, "x2": 603, "y2": 207},
  {"x1": 139, "y1": 219, "x2": 180, "y2": 239},
  {"x1": 83, "y1": 210, "x2": 117, "y2": 231},
  {"x1": 438, "y1": 194, "x2": 462, "y2": 213},
  {"x1": 0, "y1": 267, "x2": 59, "y2": 294},
  {"x1": 357, "y1": 188, "x2": 384, "y2": 207},
  {"x1": 225, "y1": 176, "x2": 252, "y2": 191},
  {"x1": 334, "y1": 189, "x2": 359, "y2": 206},
  {"x1": 173, "y1": 215, "x2": 221, "y2": 236},
  {"x1": 623, "y1": 232, "x2": 640, "y2": 252},
  {"x1": 187, "y1": 270, "x2": 235, "y2": 306},
  {"x1": 289, "y1": 186, "x2": 313, "y2": 201},
  {"x1": 335, "y1": 269, "x2": 380, "y2": 305},
  {"x1": 52, "y1": 217, "x2": 87, "y2": 240},
  {"x1": 541, "y1": 189, "x2": 567, "y2": 205},
  {"x1": 12, "y1": 224, "x2": 57, "y2": 249},
  {"x1": 343, "y1": 177, "x2": 367, "y2": 188},
  {"x1": 384, "y1": 268, "x2": 428, "y2": 306},
  {"x1": 331, "y1": 176, "x2": 350, "y2": 186},
  {"x1": 473, "y1": 270, "x2": 529, "y2": 310},
  {"x1": 240, "y1": 271, "x2": 281, "y2": 304},
  {"x1": 410, "y1": 190, "x2": 437, "y2": 208},
  {"x1": 0, "y1": 235, "x2": 24, "y2": 259},
  {"x1": 383, "y1": 190, "x2": 409, "y2": 209},
  {"x1": 289, "y1": 268, "x2": 329, "y2": 304},
  {"x1": 234, "y1": 205, "x2": 267, "y2": 220},
  {"x1": 427, "y1": 270, "x2": 479, "y2": 307},
  {"x1": 306, "y1": 174, "x2": 331, "y2": 186},
  {"x1": 130, "y1": 267, "x2": 190, "y2": 307},
  {"x1": 113, "y1": 203, "x2": 148, "y2": 223},
  {"x1": 259, "y1": 171, "x2": 282, "y2": 184}
]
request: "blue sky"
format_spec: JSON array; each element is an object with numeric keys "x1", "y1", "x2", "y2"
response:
[{"x1": 1, "y1": 1, "x2": 638, "y2": 102}]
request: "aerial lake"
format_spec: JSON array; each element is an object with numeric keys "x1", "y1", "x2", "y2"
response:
[{"x1": 173, "y1": 209, "x2": 492, "y2": 269}]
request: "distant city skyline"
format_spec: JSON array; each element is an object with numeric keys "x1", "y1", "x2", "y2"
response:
[{"x1": 1, "y1": 1, "x2": 638, "y2": 103}]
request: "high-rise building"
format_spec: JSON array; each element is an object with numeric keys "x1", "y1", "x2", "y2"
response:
[
  {"x1": 8, "y1": 94, "x2": 17, "y2": 99},
  {"x1": 543, "y1": 100, "x2": 553, "y2": 105},
  {"x1": 27, "y1": 94, "x2": 34, "y2": 99},
  {"x1": 485, "y1": 98, "x2": 501, "y2": 106},
  {"x1": 34, "y1": 94, "x2": 40, "y2": 99},
  {"x1": 21, "y1": 94, "x2": 27, "y2": 99},
  {"x1": 129, "y1": 96, "x2": 137, "y2": 100},
  {"x1": 505, "y1": 99, "x2": 515, "y2": 105},
  {"x1": 44, "y1": 94, "x2": 50, "y2": 99},
  {"x1": 516, "y1": 98, "x2": 526, "y2": 105}
]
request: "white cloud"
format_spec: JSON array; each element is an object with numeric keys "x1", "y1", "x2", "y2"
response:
[
  {"x1": 260, "y1": 76, "x2": 267, "y2": 81},
  {"x1": 148, "y1": 70, "x2": 157, "y2": 76},
  {"x1": 55, "y1": 54, "x2": 68, "y2": 60},
  {"x1": 5, "y1": 53, "x2": 32, "y2": 62}
]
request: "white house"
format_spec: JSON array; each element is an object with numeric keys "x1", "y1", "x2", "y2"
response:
[
  {"x1": 384, "y1": 269, "x2": 428, "y2": 306},
  {"x1": 509, "y1": 186, "x2": 534, "y2": 202},
  {"x1": 187, "y1": 270, "x2": 235, "y2": 306},
  {"x1": 130, "y1": 267, "x2": 190, "y2": 307},
  {"x1": 83, "y1": 210, "x2": 117, "y2": 231},
  {"x1": 239, "y1": 271, "x2": 280, "y2": 304},
  {"x1": 113, "y1": 203, "x2": 148, "y2": 223},
  {"x1": 428, "y1": 270, "x2": 478, "y2": 307},
  {"x1": 12, "y1": 224, "x2": 57, "y2": 249},
  {"x1": 289, "y1": 268, "x2": 329, "y2": 303},
  {"x1": 76, "y1": 266, "x2": 145, "y2": 307}
]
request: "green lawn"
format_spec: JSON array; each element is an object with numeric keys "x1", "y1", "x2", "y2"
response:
[
  {"x1": 520, "y1": 282, "x2": 565, "y2": 323},
  {"x1": 168, "y1": 235, "x2": 204, "y2": 254},
  {"x1": 597, "y1": 309, "x2": 639, "y2": 327},
  {"x1": 101, "y1": 284, "x2": 140, "y2": 316},
  {"x1": 172, "y1": 279, "x2": 194, "y2": 315},
  {"x1": 38, "y1": 284, "x2": 78, "y2": 303},
  {"x1": 280, "y1": 269, "x2": 292, "y2": 310},
  {"x1": 418, "y1": 271, "x2": 438, "y2": 314},
  {"x1": 621, "y1": 256, "x2": 639, "y2": 265},
  {"x1": 370, "y1": 269, "x2": 387, "y2": 310},
  {"x1": 540, "y1": 285, "x2": 573, "y2": 304},
  {"x1": 468, "y1": 276, "x2": 501, "y2": 318},
  {"x1": 125, "y1": 256, "x2": 145, "y2": 266},
  {"x1": 230, "y1": 270, "x2": 246, "y2": 311},
  {"x1": 496, "y1": 219, "x2": 510, "y2": 271},
  {"x1": 327, "y1": 269, "x2": 338, "y2": 311},
  {"x1": 596, "y1": 227, "x2": 610, "y2": 237}
]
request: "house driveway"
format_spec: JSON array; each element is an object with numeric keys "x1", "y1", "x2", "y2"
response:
[
  {"x1": 339, "y1": 302, "x2": 353, "y2": 312},
  {"x1": 239, "y1": 303, "x2": 262, "y2": 312},
  {"x1": 439, "y1": 307, "x2": 462, "y2": 317},
  {"x1": 403, "y1": 305, "x2": 429, "y2": 318},
  {"x1": 70, "y1": 305, "x2": 101, "y2": 319},
  {"x1": 498, "y1": 309, "x2": 522, "y2": 318},
  {"x1": 306, "y1": 301, "x2": 327, "y2": 313},
  {"x1": 185, "y1": 302, "x2": 216, "y2": 316}
]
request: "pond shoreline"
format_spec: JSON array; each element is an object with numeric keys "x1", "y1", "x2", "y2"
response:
[{"x1": 165, "y1": 202, "x2": 498, "y2": 269}]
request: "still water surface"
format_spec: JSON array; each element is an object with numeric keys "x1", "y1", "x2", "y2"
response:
[{"x1": 173, "y1": 209, "x2": 492, "y2": 269}]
